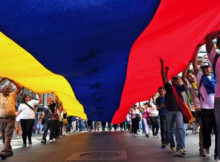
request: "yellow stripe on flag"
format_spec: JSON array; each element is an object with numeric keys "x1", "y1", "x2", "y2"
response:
[{"x1": 0, "y1": 32, "x2": 87, "y2": 119}]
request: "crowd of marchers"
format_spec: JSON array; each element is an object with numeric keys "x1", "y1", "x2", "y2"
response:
[
  {"x1": 0, "y1": 30, "x2": 219, "y2": 161},
  {"x1": 128, "y1": 30, "x2": 220, "y2": 161}
]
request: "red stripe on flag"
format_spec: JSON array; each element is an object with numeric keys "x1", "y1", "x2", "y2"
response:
[{"x1": 112, "y1": 0, "x2": 220, "y2": 124}]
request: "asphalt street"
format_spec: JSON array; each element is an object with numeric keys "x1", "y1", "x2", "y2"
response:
[{"x1": 0, "y1": 130, "x2": 216, "y2": 162}]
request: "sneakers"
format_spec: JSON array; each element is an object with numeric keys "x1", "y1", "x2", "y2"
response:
[
  {"x1": 49, "y1": 139, "x2": 53, "y2": 143},
  {"x1": 203, "y1": 149, "x2": 211, "y2": 158},
  {"x1": 162, "y1": 144, "x2": 166, "y2": 148},
  {"x1": 6, "y1": 152, "x2": 13, "y2": 157},
  {"x1": 22, "y1": 144, "x2": 26, "y2": 148},
  {"x1": 52, "y1": 138, "x2": 56, "y2": 142},
  {"x1": 0, "y1": 151, "x2": 13, "y2": 158},
  {"x1": 28, "y1": 141, "x2": 32, "y2": 147},
  {"x1": 145, "y1": 134, "x2": 149, "y2": 138},
  {"x1": 170, "y1": 147, "x2": 176, "y2": 153},
  {"x1": 41, "y1": 140, "x2": 46, "y2": 144},
  {"x1": 153, "y1": 135, "x2": 159, "y2": 138},
  {"x1": 176, "y1": 149, "x2": 185, "y2": 157}
]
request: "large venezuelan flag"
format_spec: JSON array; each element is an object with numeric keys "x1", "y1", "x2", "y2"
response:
[{"x1": 0, "y1": 0, "x2": 219, "y2": 123}]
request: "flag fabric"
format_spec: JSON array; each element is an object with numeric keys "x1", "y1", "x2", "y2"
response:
[
  {"x1": 172, "y1": 86, "x2": 194, "y2": 123},
  {"x1": 0, "y1": 0, "x2": 219, "y2": 123},
  {"x1": 112, "y1": 0, "x2": 220, "y2": 123}
]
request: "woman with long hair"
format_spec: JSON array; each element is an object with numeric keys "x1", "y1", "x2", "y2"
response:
[{"x1": 16, "y1": 94, "x2": 42, "y2": 147}]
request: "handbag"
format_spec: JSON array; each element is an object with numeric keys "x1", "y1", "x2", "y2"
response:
[
  {"x1": 41, "y1": 118, "x2": 46, "y2": 125},
  {"x1": 63, "y1": 119, "x2": 68, "y2": 125},
  {"x1": 135, "y1": 114, "x2": 140, "y2": 121}
]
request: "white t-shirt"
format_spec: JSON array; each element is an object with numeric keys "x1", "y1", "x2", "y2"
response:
[
  {"x1": 149, "y1": 106, "x2": 159, "y2": 117},
  {"x1": 18, "y1": 100, "x2": 39, "y2": 119},
  {"x1": 196, "y1": 71, "x2": 215, "y2": 109},
  {"x1": 208, "y1": 47, "x2": 220, "y2": 98},
  {"x1": 131, "y1": 108, "x2": 140, "y2": 119},
  {"x1": 126, "y1": 114, "x2": 131, "y2": 121}
]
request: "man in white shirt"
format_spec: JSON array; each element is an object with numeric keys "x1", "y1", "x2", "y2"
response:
[
  {"x1": 206, "y1": 30, "x2": 220, "y2": 160},
  {"x1": 192, "y1": 47, "x2": 217, "y2": 158},
  {"x1": 0, "y1": 78, "x2": 22, "y2": 158}
]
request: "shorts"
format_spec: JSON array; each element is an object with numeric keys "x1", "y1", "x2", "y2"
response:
[{"x1": 15, "y1": 121, "x2": 21, "y2": 128}]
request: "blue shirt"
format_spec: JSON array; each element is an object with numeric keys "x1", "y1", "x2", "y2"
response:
[
  {"x1": 34, "y1": 112, "x2": 39, "y2": 124},
  {"x1": 156, "y1": 96, "x2": 166, "y2": 116}
]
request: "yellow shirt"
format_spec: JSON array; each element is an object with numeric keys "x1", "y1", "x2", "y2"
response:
[{"x1": 0, "y1": 92, "x2": 16, "y2": 117}]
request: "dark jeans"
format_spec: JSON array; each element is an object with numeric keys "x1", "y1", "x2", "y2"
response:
[
  {"x1": 101, "y1": 122, "x2": 106, "y2": 131},
  {"x1": 107, "y1": 122, "x2": 112, "y2": 131},
  {"x1": 150, "y1": 116, "x2": 159, "y2": 136},
  {"x1": 120, "y1": 122, "x2": 125, "y2": 130},
  {"x1": 66, "y1": 117, "x2": 72, "y2": 132},
  {"x1": 132, "y1": 118, "x2": 138, "y2": 134},
  {"x1": 113, "y1": 124, "x2": 118, "y2": 130},
  {"x1": 215, "y1": 100, "x2": 220, "y2": 159},
  {"x1": 58, "y1": 121, "x2": 63, "y2": 136},
  {"x1": 55, "y1": 120, "x2": 61, "y2": 138},
  {"x1": 20, "y1": 119, "x2": 35, "y2": 144},
  {"x1": 201, "y1": 109, "x2": 217, "y2": 156},
  {"x1": 127, "y1": 123, "x2": 131, "y2": 131},
  {"x1": 160, "y1": 115, "x2": 169, "y2": 144},
  {"x1": 42, "y1": 120, "x2": 56, "y2": 141}
]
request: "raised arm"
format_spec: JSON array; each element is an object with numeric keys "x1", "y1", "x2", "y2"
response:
[
  {"x1": 8, "y1": 79, "x2": 22, "y2": 95},
  {"x1": 160, "y1": 58, "x2": 168, "y2": 85},
  {"x1": 37, "y1": 93, "x2": 42, "y2": 104},
  {"x1": 192, "y1": 47, "x2": 200, "y2": 76},
  {"x1": 206, "y1": 30, "x2": 220, "y2": 53},
  {"x1": 0, "y1": 78, "x2": 6, "y2": 84},
  {"x1": 182, "y1": 63, "x2": 190, "y2": 84}
]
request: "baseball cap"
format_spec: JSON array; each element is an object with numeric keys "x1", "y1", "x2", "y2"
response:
[{"x1": 200, "y1": 61, "x2": 211, "y2": 68}]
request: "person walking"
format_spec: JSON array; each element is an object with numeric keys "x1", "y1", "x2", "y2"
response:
[
  {"x1": 142, "y1": 104, "x2": 150, "y2": 138},
  {"x1": 156, "y1": 87, "x2": 169, "y2": 148},
  {"x1": 15, "y1": 113, "x2": 22, "y2": 139},
  {"x1": 205, "y1": 30, "x2": 220, "y2": 160},
  {"x1": 62, "y1": 109, "x2": 68, "y2": 136},
  {"x1": 149, "y1": 103, "x2": 159, "y2": 138},
  {"x1": 37, "y1": 110, "x2": 44, "y2": 134},
  {"x1": 41, "y1": 97, "x2": 57, "y2": 143},
  {"x1": 57, "y1": 104, "x2": 63, "y2": 137},
  {"x1": 192, "y1": 47, "x2": 217, "y2": 158},
  {"x1": 160, "y1": 59, "x2": 185, "y2": 156},
  {"x1": 16, "y1": 94, "x2": 42, "y2": 147},
  {"x1": 0, "y1": 78, "x2": 22, "y2": 158},
  {"x1": 131, "y1": 105, "x2": 140, "y2": 136}
]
